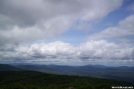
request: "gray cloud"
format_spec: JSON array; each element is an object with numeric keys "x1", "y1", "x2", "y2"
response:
[
  {"x1": 0, "y1": 40, "x2": 134, "y2": 65},
  {"x1": 0, "y1": 0, "x2": 123, "y2": 44},
  {"x1": 1, "y1": 0, "x2": 133, "y2": 66}
]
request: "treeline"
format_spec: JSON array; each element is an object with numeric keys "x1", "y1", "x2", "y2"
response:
[{"x1": 0, "y1": 71, "x2": 133, "y2": 89}]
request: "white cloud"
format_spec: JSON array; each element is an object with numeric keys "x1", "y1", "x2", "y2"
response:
[
  {"x1": 0, "y1": 16, "x2": 73, "y2": 44},
  {"x1": 80, "y1": 0, "x2": 123, "y2": 21},
  {"x1": 1, "y1": 0, "x2": 132, "y2": 66},
  {"x1": 88, "y1": 14, "x2": 134, "y2": 42},
  {"x1": 0, "y1": 0, "x2": 123, "y2": 44},
  {"x1": 0, "y1": 40, "x2": 134, "y2": 66}
]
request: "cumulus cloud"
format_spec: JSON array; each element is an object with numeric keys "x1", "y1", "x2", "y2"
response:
[
  {"x1": 0, "y1": 0, "x2": 123, "y2": 44},
  {"x1": 1, "y1": 0, "x2": 133, "y2": 66},
  {"x1": 88, "y1": 14, "x2": 134, "y2": 42},
  {"x1": 0, "y1": 40, "x2": 134, "y2": 65}
]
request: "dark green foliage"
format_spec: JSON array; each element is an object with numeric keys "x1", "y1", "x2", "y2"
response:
[
  {"x1": 0, "y1": 64, "x2": 22, "y2": 71},
  {"x1": 0, "y1": 71, "x2": 133, "y2": 89},
  {"x1": 15, "y1": 64, "x2": 134, "y2": 83}
]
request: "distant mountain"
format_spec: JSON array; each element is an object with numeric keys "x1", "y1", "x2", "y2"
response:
[
  {"x1": 13, "y1": 64, "x2": 134, "y2": 83},
  {"x1": 0, "y1": 64, "x2": 23, "y2": 71}
]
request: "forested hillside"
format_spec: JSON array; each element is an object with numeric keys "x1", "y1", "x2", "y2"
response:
[
  {"x1": 0, "y1": 71, "x2": 133, "y2": 89},
  {"x1": 14, "y1": 64, "x2": 134, "y2": 83},
  {"x1": 0, "y1": 64, "x2": 22, "y2": 71}
]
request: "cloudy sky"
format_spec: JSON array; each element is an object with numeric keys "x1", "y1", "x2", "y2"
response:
[{"x1": 0, "y1": 0, "x2": 134, "y2": 66}]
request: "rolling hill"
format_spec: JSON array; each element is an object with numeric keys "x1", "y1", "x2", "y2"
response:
[
  {"x1": 0, "y1": 65, "x2": 134, "y2": 89},
  {"x1": 0, "y1": 64, "x2": 23, "y2": 71},
  {"x1": 0, "y1": 64, "x2": 134, "y2": 89},
  {"x1": 13, "y1": 64, "x2": 134, "y2": 83}
]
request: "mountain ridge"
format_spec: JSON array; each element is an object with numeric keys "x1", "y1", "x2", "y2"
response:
[{"x1": 11, "y1": 64, "x2": 134, "y2": 83}]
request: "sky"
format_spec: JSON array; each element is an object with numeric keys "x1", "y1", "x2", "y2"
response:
[{"x1": 0, "y1": 0, "x2": 134, "y2": 66}]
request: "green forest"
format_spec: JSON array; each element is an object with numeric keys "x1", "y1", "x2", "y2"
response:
[{"x1": 0, "y1": 71, "x2": 133, "y2": 89}]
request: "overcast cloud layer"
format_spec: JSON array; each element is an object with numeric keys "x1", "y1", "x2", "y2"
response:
[
  {"x1": 0, "y1": 0, "x2": 134, "y2": 66},
  {"x1": 0, "y1": 0, "x2": 123, "y2": 44}
]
